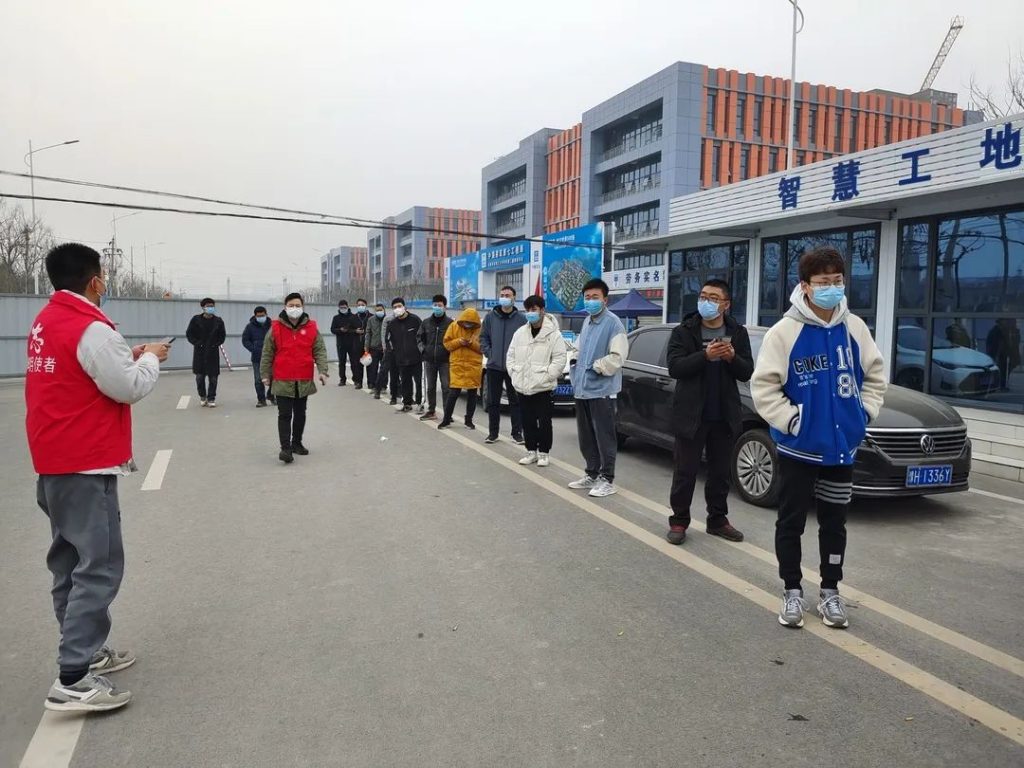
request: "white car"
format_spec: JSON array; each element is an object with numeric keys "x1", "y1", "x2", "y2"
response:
[{"x1": 894, "y1": 325, "x2": 1001, "y2": 396}]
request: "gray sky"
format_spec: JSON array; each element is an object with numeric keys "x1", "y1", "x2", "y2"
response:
[{"x1": 2, "y1": 0, "x2": 1020, "y2": 299}]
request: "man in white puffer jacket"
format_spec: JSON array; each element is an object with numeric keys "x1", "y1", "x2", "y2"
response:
[{"x1": 507, "y1": 295, "x2": 568, "y2": 468}]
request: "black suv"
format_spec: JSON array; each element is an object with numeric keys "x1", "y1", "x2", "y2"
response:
[{"x1": 616, "y1": 324, "x2": 972, "y2": 507}]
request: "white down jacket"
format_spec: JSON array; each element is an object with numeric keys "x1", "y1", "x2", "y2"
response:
[{"x1": 506, "y1": 314, "x2": 568, "y2": 396}]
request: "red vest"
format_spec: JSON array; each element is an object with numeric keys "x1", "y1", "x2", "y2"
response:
[
  {"x1": 25, "y1": 292, "x2": 133, "y2": 474},
  {"x1": 271, "y1": 317, "x2": 319, "y2": 381}
]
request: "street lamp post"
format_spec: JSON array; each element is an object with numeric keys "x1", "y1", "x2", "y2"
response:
[
  {"x1": 786, "y1": 1, "x2": 805, "y2": 171},
  {"x1": 109, "y1": 210, "x2": 144, "y2": 296},
  {"x1": 24, "y1": 138, "x2": 79, "y2": 293}
]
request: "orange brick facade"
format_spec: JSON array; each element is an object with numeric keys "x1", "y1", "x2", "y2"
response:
[
  {"x1": 700, "y1": 68, "x2": 968, "y2": 188},
  {"x1": 544, "y1": 124, "x2": 582, "y2": 233},
  {"x1": 425, "y1": 208, "x2": 480, "y2": 283},
  {"x1": 348, "y1": 247, "x2": 368, "y2": 288}
]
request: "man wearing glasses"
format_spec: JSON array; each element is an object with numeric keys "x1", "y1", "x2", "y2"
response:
[
  {"x1": 665, "y1": 278, "x2": 753, "y2": 545},
  {"x1": 752, "y1": 246, "x2": 886, "y2": 631}
]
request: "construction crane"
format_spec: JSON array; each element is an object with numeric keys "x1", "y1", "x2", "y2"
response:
[{"x1": 920, "y1": 16, "x2": 964, "y2": 92}]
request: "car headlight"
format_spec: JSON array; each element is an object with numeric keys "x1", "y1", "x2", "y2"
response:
[{"x1": 935, "y1": 360, "x2": 958, "y2": 370}]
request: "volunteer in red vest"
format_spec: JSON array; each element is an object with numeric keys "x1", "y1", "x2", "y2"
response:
[
  {"x1": 25, "y1": 243, "x2": 169, "y2": 713},
  {"x1": 260, "y1": 292, "x2": 329, "y2": 464}
]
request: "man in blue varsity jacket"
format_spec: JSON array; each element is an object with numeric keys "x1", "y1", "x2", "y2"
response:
[{"x1": 752, "y1": 246, "x2": 886, "y2": 630}]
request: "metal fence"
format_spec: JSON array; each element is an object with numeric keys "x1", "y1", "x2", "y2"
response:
[{"x1": 0, "y1": 295, "x2": 366, "y2": 378}]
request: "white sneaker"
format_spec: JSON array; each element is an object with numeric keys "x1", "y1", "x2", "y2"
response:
[
  {"x1": 537, "y1": 453, "x2": 550, "y2": 467},
  {"x1": 568, "y1": 475, "x2": 597, "y2": 490},
  {"x1": 588, "y1": 478, "x2": 617, "y2": 498},
  {"x1": 200, "y1": 399, "x2": 208, "y2": 407},
  {"x1": 208, "y1": 401, "x2": 217, "y2": 408},
  {"x1": 45, "y1": 673, "x2": 131, "y2": 712},
  {"x1": 519, "y1": 451, "x2": 538, "y2": 465}
]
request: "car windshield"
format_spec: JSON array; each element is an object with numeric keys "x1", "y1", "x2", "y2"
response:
[{"x1": 899, "y1": 325, "x2": 954, "y2": 351}]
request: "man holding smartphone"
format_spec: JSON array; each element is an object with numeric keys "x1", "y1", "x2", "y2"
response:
[{"x1": 665, "y1": 278, "x2": 753, "y2": 545}]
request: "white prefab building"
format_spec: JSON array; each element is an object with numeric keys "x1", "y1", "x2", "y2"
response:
[{"x1": 636, "y1": 113, "x2": 1024, "y2": 481}]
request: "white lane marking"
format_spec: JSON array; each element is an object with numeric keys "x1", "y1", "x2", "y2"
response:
[
  {"x1": 508, "y1": 439, "x2": 1024, "y2": 680},
  {"x1": 969, "y1": 487, "x2": 1024, "y2": 506},
  {"x1": 141, "y1": 449, "x2": 173, "y2": 491},
  {"x1": 426, "y1": 420, "x2": 1024, "y2": 747},
  {"x1": 18, "y1": 712, "x2": 85, "y2": 768},
  {"x1": 176, "y1": 396, "x2": 190, "y2": 410}
]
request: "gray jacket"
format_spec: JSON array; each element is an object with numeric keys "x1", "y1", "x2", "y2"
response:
[
  {"x1": 481, "y1": 306, "x2": 527, "y2": 371},
  {"x1": 365, "y1": 315, "x2": 386, "y2": 351}
]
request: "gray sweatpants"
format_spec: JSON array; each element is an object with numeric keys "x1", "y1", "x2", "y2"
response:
[
  {"x1": 422, "y1": 360, "x2": 450, "y2": 412},
  {"x1": 37, "y1": 474, "x2": 125, "y2": 676},
  {"x1": 575, "y1": 397, "x2": 618, "y2": 482}
]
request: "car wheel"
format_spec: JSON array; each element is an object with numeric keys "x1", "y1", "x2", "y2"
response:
[
  {"x1": 895, "y1": 367, "x2": 924, "y2": 391},
  {"x1": 731, "y1": 429, "x2": 780, "y2": 508},
  {"x1": 616, "y1": 431, "x2": 629, "y2": 449}
]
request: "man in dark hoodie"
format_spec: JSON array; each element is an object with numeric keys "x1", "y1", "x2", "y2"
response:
[
  {"x1": 417, "y1": 294, "x2": 453, "y2": 421},
  {"x1": 665, "y1": 279, "x2": 752, "y2": 546},
  {"x1": 385, "y1": 297, "x2": 422, "y2": 412},
  {"x1": 330, "y1": 300, "x2": 363, "y2": 387},
  {"x1": 480, "y1": 285, "x2": 526, "y2": 444},
  {"x1": 241, "y1": 305, "x2": 274, "y2": 407}
]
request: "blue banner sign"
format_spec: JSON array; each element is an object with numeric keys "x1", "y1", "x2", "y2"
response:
[
  {"x1": 480, "y1": 240, "x2": 529, "y2": 272},
  {"x1": 449, "y1": 251, "x2": 480, "y2": 303},
  {"x1": 542, "y1": 223, "x2": 604, "y2": 313}
]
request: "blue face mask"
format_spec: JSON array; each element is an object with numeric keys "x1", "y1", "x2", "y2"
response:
[
  {"x1": 432, "y1": 306, "x2": 445, "y2": 317},
  {"x1": 255, "y1": 315, "x2": 267, "y2": 324},
  {"x1": 697, "y1": 300, "x2": 722, "y2": 320},
  {"x1": 375, "y1": 311, "x2": 385, "y2": 319},
  {"x1": 356, "y1": 306, "x2": 367, "y2": 314},
  {"x1": 584, "y1": 299, "x2": 604, "y2": 316},
  {"x1": 203, "y1": 306, "x2": 216, "y2": 315},
  {"x1": 525, "y1": 311, "x2": 541, "y2": 324},
  {"x1": 811, "y1": 285, "x2": 845, "y2": 311},
  {"x1": 498, "y1": 297, "x2": 513, "y2": 308}
]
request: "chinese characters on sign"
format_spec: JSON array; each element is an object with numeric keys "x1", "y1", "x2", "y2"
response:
[
  {"x1": 979, "y1": 122, "x2": 1022, "y2": 170},
  {"x1": 778, "y1": 176, "x2": 801, "y2": 210},
  {"x1": 831, "y1": 160, "x2": 860, "y2": 201},
  {"x1": 899, "y1": 148, "x2": 932, "y2": 186}
]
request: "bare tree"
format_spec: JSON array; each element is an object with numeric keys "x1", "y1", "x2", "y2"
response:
[{"x1": 969, "y1": 50, "x2": 1024, "y2": 119}]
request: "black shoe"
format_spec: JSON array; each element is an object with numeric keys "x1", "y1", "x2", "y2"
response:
[
  {"x1": 401, "y1": 405, "x2": 413, "y2": 413},
  {"x1": 256, "y1": 400, "x2": 267, "y2": 408},
  {"x1": 667, "y1": 526, "x2": 687, "y2": 545},
  {"x1": 485, "y1": 434, "x2": 499, "y2": 444},
  {"x1": 373, "y1": 392, "x2": 381, "y2": 400},
  {"x1": 279, "y1": 448, "x2": 294, "y2": 464},
  {"x1": 438, "y1": 419, "x2": 453, "y2": 429},
  {"x1": 707, "y1": 522, "x2": 744, "y2": 542},
  {"x1": 354, "y1": 384, "x2": 363, "y2": 390},
  {"x1": 338, "y1": 381, "x2": 346, "y2": 387},
  {"x1": 419, "y1": 410, "x2": 436, "y2": 421},
  {"x1": 291, "y1": 443, "x2": 310, "y2": 456},
  {"x1": 464, "y1": 419, "x2": 476, "y2": 430},
  {"x1": 389, "y1": 398, "x2": 398, "y2": 406},
  {"x1": 512, "y1": 432, "x2": 525, "y2": 445}
]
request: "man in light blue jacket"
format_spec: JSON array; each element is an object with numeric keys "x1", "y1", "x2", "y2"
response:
[{"x1": 568, "y1": 279, "x2": 629, "y2": 498}]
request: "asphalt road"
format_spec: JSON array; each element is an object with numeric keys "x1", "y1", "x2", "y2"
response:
[{"x1": 2, "y1": 369, "x2": 1022, "y2": 767}]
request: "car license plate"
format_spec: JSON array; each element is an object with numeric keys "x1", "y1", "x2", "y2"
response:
[
  {"x1": 555, "y1": 384, "x2": 573, "y2": 396},
  {"x1": 905, "y1": 465, "x2": 953, "y2": 487}
]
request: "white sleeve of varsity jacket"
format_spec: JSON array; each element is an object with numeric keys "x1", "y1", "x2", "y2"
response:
[
  {"x1": 751, "y1": 321, "x2": 801, "y2": 435},
  {"x1": 78, "y1": 322, "x2": 161, "y2": 405},
  {"x1": 849, "y1": 315, "x2": 887, "y2": 422},
  {"x1": 592, "y1": 330, "x2": 629, "y2": 376}
]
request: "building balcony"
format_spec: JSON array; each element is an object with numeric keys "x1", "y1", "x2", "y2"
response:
[
  {"x1": 491, "y1": 186, "x2": 527, "y2": 206},
  {"x1": 492, "y1": 220, "x2": 527, "y2": 236},
  {"x1": 615, "y1": 221, "x2": 660, "y2": 243},
  {"x1": 489, "y1": 193, "x2": 527, "y2": 215},
  {"x1": 600, "y1": 174, "x2": 661, "y2": 205},
  {"x1": 600, "y1": 125, "x2": 663, "y2": 162}
]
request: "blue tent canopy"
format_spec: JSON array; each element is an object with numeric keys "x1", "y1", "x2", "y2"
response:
[{"x1": 606, "y1": 289, "x2": 663, "y2": 318}]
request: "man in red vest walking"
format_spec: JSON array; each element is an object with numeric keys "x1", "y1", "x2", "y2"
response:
[{"x1": 25, "y1": 243, "x2": 169, "y2": 713}]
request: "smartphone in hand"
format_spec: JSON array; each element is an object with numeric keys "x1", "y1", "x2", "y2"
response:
[{"x1": 160, "y1": 336, "x2": 176, "y2": 345}]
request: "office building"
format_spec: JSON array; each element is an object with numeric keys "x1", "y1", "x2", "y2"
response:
[
  {"x1": 481, "y1": 129, "x2": 559, "y2": 243},
  {"x1": 367, "y1": 206, "x2": 481, "y2": 299},
  {"x1": 320, "y1": 246, "x2": 369, "y2": 297}
]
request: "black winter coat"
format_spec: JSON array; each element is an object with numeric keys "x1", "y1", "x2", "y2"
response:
[
  {"x1": 186, "y1": 314, "x2": 227, "y2": 375},
  {"x1": 331, "y1": 310, "x2": 363, "y2": 349},
  {"x1": 481, "y1": 307, "x2": 526, "y2": 371},
  {"x1": 385, "y1": 313, "x2": 423, "y2": 367},
  {"x1": 241, "y1": 316, "x2": 270, "y2": 365},
  {"x1": 418, "y1": 314, "x2": 453, "y2": 364},
  {"x1": 666, "y1": 313, "x2": 754, "y2": 439}
]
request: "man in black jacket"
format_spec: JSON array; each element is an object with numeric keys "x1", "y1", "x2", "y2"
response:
[
  {"x1": 385, "y1": 297, "x2": 423, "y2": 412},
  {"x1": 186, "y1": 297, "x2": 227, "y2": 407},
  {"x1": 331, "y1": 300, "x2": 364, "y2": 387},
  {"x1": 241, "y1": 305, "x2": 274, "y2": 406},
  {"x1": 665, "y1": 279, "x2": 753, "y2": 545},
  {"x1": 417, "y1": 294, "x2": 453, "y2": 420}
]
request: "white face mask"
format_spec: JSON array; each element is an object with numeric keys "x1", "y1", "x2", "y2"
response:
[
  {"x1": 285, "y1": 306, "x2": 303, "y2": 320},
  {"x1": 393, "y1": 306, "x2": 406, "y2": 316}
]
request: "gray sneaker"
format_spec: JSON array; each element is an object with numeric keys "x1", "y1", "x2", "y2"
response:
[
  {"x1": 45, "y1": 673, "x2": 132, "y2": 712},
  {"x1": 89, "y1": 646, "x2": 136, "y2": 675},
  {"x1": 778, "y1": 589, "x2": 806, "y2": 628},
  {"x1": 588, "y1": 478, "x2": 618, "y2": 498},
  {"x1": 568, "y1": 475, "x2": 597, "y2": 490},
  {"x1": 817, "y1": 589, "x2": 850, "y2": 628}
]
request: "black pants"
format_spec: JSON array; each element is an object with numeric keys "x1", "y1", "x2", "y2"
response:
[
  {"x1": 486, "y1": 369, "x2": 522, "y2": 438},
  {"x1": 443, "y1": 388, "x2": 478, "y2": 422},
  {"x1": 775, "y1": 454, "x2": 853, "y2": 591},
  {"x1": 195, "y1": 374, "x2": 218, "y2": 402},
  {"x1": 397, "y1": 363, "x2": 420, "y2": 406},
  {"x1": 387, "y1": 354, "x2": 400, "y2": 398},
  {"x1": 277, "y1": 394, "x2": 308, "y2": 448},
  {"x1": 337, "y1": 343, "x2": 363, "y2": 386},
  {"x1": 252, "y1": 363, "x2": 267, "y2": 402},
  {"x1": 368, "y1": 348, "x2": 384, "y2": 392},
  {"x1": 575, "y1": 397, "x2": 617, "y2": 481},
  {"x1": 669, "y1": 422, "x2": 734, "y2": 529},
  {"x1": 519, "y1": 391, "x2": 553, "y2": 453}
]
